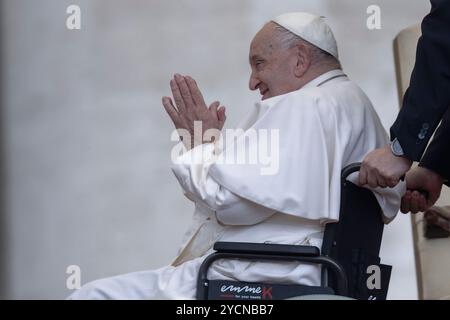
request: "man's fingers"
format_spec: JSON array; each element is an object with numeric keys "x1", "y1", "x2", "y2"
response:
[
  {"x1": 411, "y1": 190, "x2": 427, "y2": 212},
  {"x1": 367, "y1": 170, "x2": 379, "y2": 188},
  {"x1": 186, "y1": 76, "x2": 207, "y2": 108},
  {"x1": 209, "y1": 101, "x2": 220, "y2": 116},
  {"x1": 174, "y1": 74, "x2": 195, "y2": 110},
  {"x1": 359, "y1": 166, "x2": 399, "y2": 188},
  {"x1": 410, "y1": 191, "x2": 420, "y2": 213},
  {"x1": 162, "y1": 96, "x2": 179, "y2": 125},
  {"x1": 170, "y1": 79, "x2": 186, "y2": 113},
  {"x1": 376, "y1": 175, "x2": 388, "y2": 188},
  {"x1": 209, "y1": 102, "x2": 227, "y2": 130},
  {"x1": 217, "y1": 106, "x2": 226, "y2": 122},
  {"x1": 400, "y1": 198, "x2": 408, "y2": 213},
  {"x1": 385, "y1": 176, "x2": 398, "y2": 188},
  {"x1": 401, "y1": 190, "x2": 412, "y2": 213},
  {"x1": 358, "y1": 166, "x2": 368, "y2": 186},
  {"x1": 418, "y1": 194, "x2": 428, "y2": 212},
  {"x1": 217, "y1": 106, "x2": 226, "y2": 129}
]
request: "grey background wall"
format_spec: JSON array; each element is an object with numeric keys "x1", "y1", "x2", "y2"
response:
[{"x1": 0, "y1": 0, "x2": 432, "y2": 299}]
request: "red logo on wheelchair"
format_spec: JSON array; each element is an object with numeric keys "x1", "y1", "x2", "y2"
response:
[{"x1": 262, "y1": 286, "x2": 273, "y2": 299}]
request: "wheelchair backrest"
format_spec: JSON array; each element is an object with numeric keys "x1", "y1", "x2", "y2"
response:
[{"x1": 322, "y1": 163, "x2": 392, "y2": 300}]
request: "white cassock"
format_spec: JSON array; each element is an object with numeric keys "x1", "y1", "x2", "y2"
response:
[{"x1": 68, "y1": 69, "x2": 405, "y2": 300}]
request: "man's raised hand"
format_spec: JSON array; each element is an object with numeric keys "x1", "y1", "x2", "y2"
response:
[{"x1": 162, "y1": 74, "x2": 226, "y2": 148}]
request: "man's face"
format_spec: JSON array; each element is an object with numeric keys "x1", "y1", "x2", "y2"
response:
[{"x1": 249, "y1": 23, "x2": 299, "y2": 100}]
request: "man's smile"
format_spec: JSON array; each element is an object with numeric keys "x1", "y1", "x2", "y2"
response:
[{"x1": 260, "y1": 88, "x2": 269, "y2": 99}]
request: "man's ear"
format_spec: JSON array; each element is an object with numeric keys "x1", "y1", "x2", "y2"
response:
[{"x1": 293, "y1": 43, "x2": 311, "y2": 78}]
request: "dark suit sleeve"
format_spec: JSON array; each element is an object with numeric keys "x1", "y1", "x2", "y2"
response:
[
  {"x1": 419, "y1": 107, "x2": 450, "y2": 183},
  {"x1": 390, "y1": 0, "x2": 450, "y2": 161}
]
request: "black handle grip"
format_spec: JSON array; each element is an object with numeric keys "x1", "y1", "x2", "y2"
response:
[{"x1": 341, "y1": 162, "x2": 361, "y2": 181}]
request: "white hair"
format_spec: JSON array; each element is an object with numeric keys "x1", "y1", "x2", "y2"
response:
[{"x1": 272, "y1": 23, "x2": 340, "y2": 67}]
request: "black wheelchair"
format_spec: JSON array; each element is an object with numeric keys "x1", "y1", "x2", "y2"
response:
[{"x1": 196, "y1": 163, "x2": 392, "y2": 300}]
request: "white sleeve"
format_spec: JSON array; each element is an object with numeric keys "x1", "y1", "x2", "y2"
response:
[{"x1": 171, "y1": 142, "x2": 276, "y2": 226}]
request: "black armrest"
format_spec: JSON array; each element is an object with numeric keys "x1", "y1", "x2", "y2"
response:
[
  {"x1": 213, "y1": 241, "x2": 320, "y2": 257},
  {"x1": 198, "y1": 242, "x2": 347, "y2": 299}
]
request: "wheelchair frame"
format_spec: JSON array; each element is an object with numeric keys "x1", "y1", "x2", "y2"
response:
[{"x1": 196, "y1": 163, "x2": 392, "y2": 300}]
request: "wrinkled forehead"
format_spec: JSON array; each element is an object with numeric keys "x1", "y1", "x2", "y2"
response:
[{"x1": 249, "y1": 22, "x2": 281, "y2": 61}]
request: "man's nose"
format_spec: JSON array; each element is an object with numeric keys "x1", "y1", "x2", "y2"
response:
[{"x1": 249, "y1": 74, "x2": 261, "y2": 91}]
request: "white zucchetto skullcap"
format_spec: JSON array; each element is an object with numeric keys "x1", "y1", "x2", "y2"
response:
[{"x1": 271, "y1": 12, "x2": 339, "y2": 59}]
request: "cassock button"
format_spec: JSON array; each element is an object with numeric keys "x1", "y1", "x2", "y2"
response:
[{"x1": 418, "y1": 123, "x2": 429, "y2": 140}]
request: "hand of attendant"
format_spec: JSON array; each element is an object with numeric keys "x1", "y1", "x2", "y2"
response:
[
  {"x1": 400, "y1": 166, "x2": 444, "y2": 213},
  {"x1": 359, "y1": 144, "x2": 413, "y2": 188},
  {"x1": 162, "y1": 74, "x2": 226, "y2": 149}
]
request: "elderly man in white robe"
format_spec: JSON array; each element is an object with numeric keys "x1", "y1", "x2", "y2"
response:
[{"x1": 69, "y1": 12, "x2": 404, "y2": 300}]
